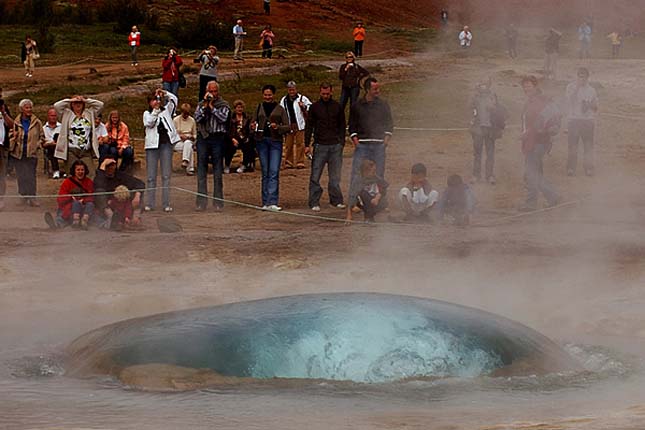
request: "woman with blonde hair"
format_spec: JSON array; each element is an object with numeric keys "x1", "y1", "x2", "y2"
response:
[
  {"x1": 338, "y1": 51, "x2": 369, "y2": 111},
  {"x1": 103, "y1": 110, "x2": 134, "y2": 171}
]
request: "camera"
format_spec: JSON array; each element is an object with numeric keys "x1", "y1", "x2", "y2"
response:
[
  {"x1": 206, "y1": 94, "x2": 213, "y2": 101},
  {"x1": 155, "y1": 95, "x2": 162, "y2": 102}
]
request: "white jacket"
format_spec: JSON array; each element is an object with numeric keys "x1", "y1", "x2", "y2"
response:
[
  {"x1": 280, "y1": 93, "x2": 312, "y2": 131},
  {"x1": 53, "y1": 98, "x2": 104, "y2": 160},
  {"x1": 459, "y1": 31, "x2": 473, "y2": 47},
  {"x1": 143, "y1": 92, "x2": 180, "y2": 149}
]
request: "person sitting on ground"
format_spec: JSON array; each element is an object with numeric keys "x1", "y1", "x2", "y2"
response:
[
  {"x1": 437, "y1": 174, "x2": 476, "y2": 226},
  {"x1": 103, "y1": 110, "x2": 134, "y2": 172},
  {"x1": 346, "y1": 159, "x2": 388, "y2": 223},
  {"x1": 94, "y1": 158, "x2": 145, "y2": 230},
  {"x1": 45, "y1": 160, "x2": 95, "y2": 230},
  {"x1": 173, "y1": 103, "x2": 197, "y2": 176},
  {"x1": 398, "y1": 163, "x2": 439, "y2": 222},
  {"x1": 459, "y1": 26, "x2": 473, "y2": 48},
  {"x1": 54, "y1": 95, "x2": 104, "y2": 177}
]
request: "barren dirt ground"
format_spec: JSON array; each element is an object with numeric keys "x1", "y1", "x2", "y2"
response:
[{"x1": 2, "y1": 43, "x2": 645, "y2": 428}]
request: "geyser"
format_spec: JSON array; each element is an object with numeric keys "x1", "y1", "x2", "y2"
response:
[{"x1": 67, "y1": 294, "x2": 578, "y2": 384}]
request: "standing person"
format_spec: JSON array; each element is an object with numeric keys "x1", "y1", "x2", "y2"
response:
[
  {"x1": 43, "y1": 107, "x2": 61, "y2": 179},
  {"x1": 607, "y1": 31, "x2": 622, "y2": 58},
  {"x1": 578, "y1": 21, "x2": 592, "y2": 59},
  {"x1": 353, "y1": 21, "x2": 366, "y2": 57},
  {"x1": 347, "y1": 77, "x2": 393, "y2": 208},
  {"x1": 440, "y1": 9, "x2": 449, "y2": 27},
  {"x1": 0, "y1": 91, "x2": 14, "y2": 210},
  {"x1": 469, "y1": 79, "x2": 505, "y2": 185},
  {"x1": 229, "y1": 100, "x2": 254, "y2": 173},
  {"x1": 505, "y1": 24, "x2": 519, "y2": 58},
  {"x1": 143, "y1": 89, "x2": 180, "y2": 212},
  {"x1": 54, "y1": 95, "x2": 104, "y2": 176},
  {"x1": 128, "y1": 25, "x2": 141, "y2": 66},
  {"x1": 9, "y1": 99, "x2": 44, "y2": 207},
  {"x1": 173, "y1": 103, "x2": 197, "y2": 176},
  {"x1": 103, "y1": 110, "x2": 134, "y2": 172},
  {"x1": 161, "y1": 47, "x2": 183, "y2": 97},
  {"x1": 544, "y1": 28, "x2": 561, "y2": 80},
  {"x1": 305, "y1": 82, "x2": 346, "y2": 212},
  {"x1": 21, "y1": 35, "x2": 38, "y2": 78},
  {"x1": 196, "y1": 46, "x2": 219, "y2": 102},
  {"x1": 194, "y1": 81, "x2": 231, "y2": 212},
  {"x1": 459, "y1": 26, "x2": 473, "y2": 48},
  {"x1": 263, "y1": 0, "x2": 270, "y2": 15},
  {"x1": 565, "y1": 67, "x2": 598, "y2": 177},
  {"x1": 260, "y1": 25, "x2": 275, "y2": 59},
  {"x1": 339, "y1": 51, "x2": 370, "y2": 112},
  {"x1": 45, "y1": 160, "x2": 95, "y2": 230},
  {"x1": 280, "y1": 81, "x2": 312, "y2": 169},
  {"x1": 250, "y1": 84, "x2": 290, "y2": 211},
  {"x1": 233, "y1": 19, "x2": 247, "y2": 61},
  {"x1": 518, "y1": 75, "x2": 561, "y2": 212}
]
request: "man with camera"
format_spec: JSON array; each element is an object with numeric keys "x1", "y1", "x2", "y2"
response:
[
  {"x1": 194, "y1": 81, "x2": 231, "y2": 211},
  {"x1": 565, "y1": 67, "x2": 598, "y2": 177},
  {"x1": 0, "y1": 89, "x2": 14, "y2": 210}
]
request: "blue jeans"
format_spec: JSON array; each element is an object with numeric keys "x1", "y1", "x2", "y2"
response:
[
  {"x1": 308, "y1": 143, "x2": 344, "y2": 207},
  {"x1": 256, "y1": 137, "x2": 282, "y2": 206},
  {"x1": 162, "y1": 80, "x2": 180, "y2": 97},
  {"x1": 348, "y1": 142, "x2": 385, "y2": 202},
  {"x1": 524, "y1": 144, "x2": 559, "y2": 208},
  {"x1": 146, "y1": 143, "x2": 173, "y2": 208},
  {"x1": 339, "y1": 86, "x2": 360, "y2": 112},
  {"x1": 99, "y1": 145, "x2": 134, "y2": 171},
  {"x1": 196, "y1": 134, "x2": 226, "y2": 209}
]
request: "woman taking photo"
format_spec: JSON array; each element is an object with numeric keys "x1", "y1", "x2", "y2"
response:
[
  {"x1": 9, "y1": 99, "x2": 44, "y2": 206},
  {"x1": 143, "y1": 89, "x2": 180, "y2": 212},
  {"x1": 250, "y1": 85, "x2": 290, "y2": 211}
]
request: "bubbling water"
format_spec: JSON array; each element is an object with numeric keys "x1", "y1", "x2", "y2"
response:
[{"x1": 66, "y1": 293, "x2": 578, "y2": 385}]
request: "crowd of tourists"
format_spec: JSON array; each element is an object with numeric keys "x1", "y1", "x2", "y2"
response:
[{"x1": 0, "y1": 12, "x2": 608, "y2": 229}]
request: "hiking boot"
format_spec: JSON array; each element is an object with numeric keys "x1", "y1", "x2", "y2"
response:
[
  {"x1": 332, "y1": 203, "x2": 347, "y2": 209},
  {"x1": 311, "y1": 205, "x2": 321, "y2": 212},
  {"x1": 44, "y1": 212, "x2": 58, "y2": 229},
  {"x1": 236, "y1": 165, "x2": 246, "y2": 174},
  {"x1": 488, "y1": 176, "x2": 496, "y2": 185},
  {"x1": 80, "y1": 219, "x2": 89, "y2": 230},
  {"x1": 267, "y1": 205, "x2": 282, "y2": 212}
]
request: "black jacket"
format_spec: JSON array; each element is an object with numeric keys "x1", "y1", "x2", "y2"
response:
[
  {"x1": 348, "y1": 97, "x2": 393, "y2": 142},
  {"x1": 94, "y1": 169, "x2": 145, "y2": 211},
  {"x1": 304, "y1": 98, "x2": 345, "y2": 147}
]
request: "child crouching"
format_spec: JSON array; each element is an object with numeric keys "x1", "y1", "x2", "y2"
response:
[{"x1": 347, "y1": 159, "x2": 388, "y2": 223}]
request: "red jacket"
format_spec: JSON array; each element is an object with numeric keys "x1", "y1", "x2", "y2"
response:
[
  {"x1": 162, "y1": 55, "x2": 183, "y2": 82},
  {"x1": 57, "y1": 176, "x2": 95, "y2": 220},
  {"x1": 128, "y1": 31, "x2": 140, "y2": 47}
]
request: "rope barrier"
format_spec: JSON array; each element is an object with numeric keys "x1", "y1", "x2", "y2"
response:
[{"x1": 1, "y1": 184, "x2": 583, "y2": 228}]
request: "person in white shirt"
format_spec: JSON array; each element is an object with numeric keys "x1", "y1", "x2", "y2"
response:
[
  {"x1": 232, "y1": 20, "x2": 247, "y2": 60},
  {"x1": 565, "y1": 67, "x2": 598, "y2": 177},
  {"x1": 279, "y1": 81, "x2": 312, "y2": 169},
  {"x1": 173, "y1": 103, "x2": 197, "y2": 176},
  {"x1": 43, "y1": 107, "x2": 62, "y2": 178},
  {"x1": 398, "y1": 163, "x2": 439, "y2": 222},
  {"x1": 459, "y1": 26, "x2": 473, "y2": 48}
]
